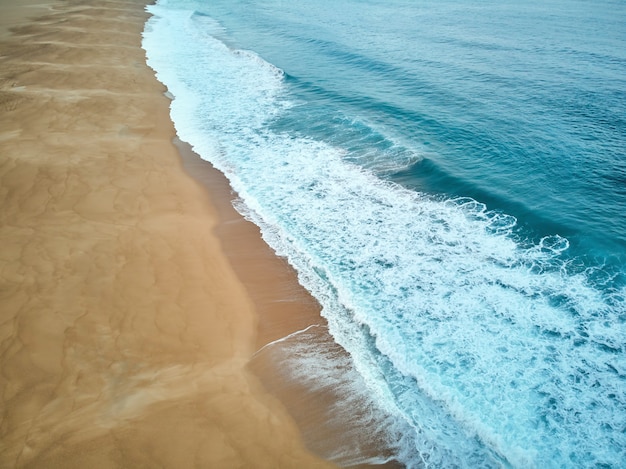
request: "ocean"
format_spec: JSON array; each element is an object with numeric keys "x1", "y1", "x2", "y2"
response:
[{"x1": 142, "y1": 0, "x2": 626, "y2": 467}]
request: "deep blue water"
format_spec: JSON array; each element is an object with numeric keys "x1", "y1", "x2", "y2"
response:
[{"x1": 143, "y1": 1, "x2": 626, "y2": 467}]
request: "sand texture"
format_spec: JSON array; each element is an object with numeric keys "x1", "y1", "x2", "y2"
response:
[{"x1": 0, "y1": 0, "x2": 335, "y2": 467}]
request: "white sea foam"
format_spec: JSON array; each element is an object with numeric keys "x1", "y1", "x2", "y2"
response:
[{"x1": 143, "y1": 5, "x2": 626, "y2": 468}]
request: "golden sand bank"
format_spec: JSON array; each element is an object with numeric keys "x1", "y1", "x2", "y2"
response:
[{"x1": 0, "y1": 0, "x2": 336, "y2": 466}]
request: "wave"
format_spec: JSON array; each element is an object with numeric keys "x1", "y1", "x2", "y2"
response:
[{"x1": 143, "y1": 4, "x2": 626, "y2": 467}]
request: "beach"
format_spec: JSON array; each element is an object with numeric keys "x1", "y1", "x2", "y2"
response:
[
  {"x1": 0, "y1": 0, "x2": 336, "y2": 466},
  {"x1": 5, "y1": 0, "x2": 621, "y2": 466}
]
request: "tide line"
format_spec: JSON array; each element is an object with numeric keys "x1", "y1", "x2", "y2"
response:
[{"x1": 253, "y1": 323, "x2": 324, "y2": 357}]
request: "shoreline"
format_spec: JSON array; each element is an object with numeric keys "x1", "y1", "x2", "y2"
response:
[
  {"x1": 175, "y1": 142, "x2": 405, "y2": 469},
  {"x1": 0, "y1": 0, "x2": 335, "y2": 466},
  {"x1": 174, "y1": 138, "x2": 328, "y2": 351}
]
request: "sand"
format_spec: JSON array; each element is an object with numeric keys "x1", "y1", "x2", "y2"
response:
[{"x1": 0, "y1": 0, "x2": 337, "y2": 466}]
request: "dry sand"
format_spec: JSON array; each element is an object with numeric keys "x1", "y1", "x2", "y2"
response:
[{"x1": 0, "y1": 0, "x2": 337, "y2": 466}]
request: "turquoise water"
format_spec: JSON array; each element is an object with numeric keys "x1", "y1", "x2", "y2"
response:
[{"x1": 143, "y1": 1, "x2": 626, "y2": 467}]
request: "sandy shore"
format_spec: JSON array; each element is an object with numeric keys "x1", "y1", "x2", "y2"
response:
[{"x1": 0, "y1": 0, "x2": 336, "y2": 467}]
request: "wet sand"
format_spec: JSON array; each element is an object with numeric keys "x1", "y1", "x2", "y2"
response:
[
  {"x1": 177, "y1": 142, "x2": 405, "y2": 469},
  {"x1": 0, "y1": 0, "x2": 336, "y2": 466}
]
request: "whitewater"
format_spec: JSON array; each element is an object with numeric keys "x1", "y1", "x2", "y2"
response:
[{"x1": 142, "y1": 0, "x2": 626, "y2": 467}]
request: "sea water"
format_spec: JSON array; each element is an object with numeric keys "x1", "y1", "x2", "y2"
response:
[{"x1": 142, "y1": 0, "x2": 626, "y2": 467}]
